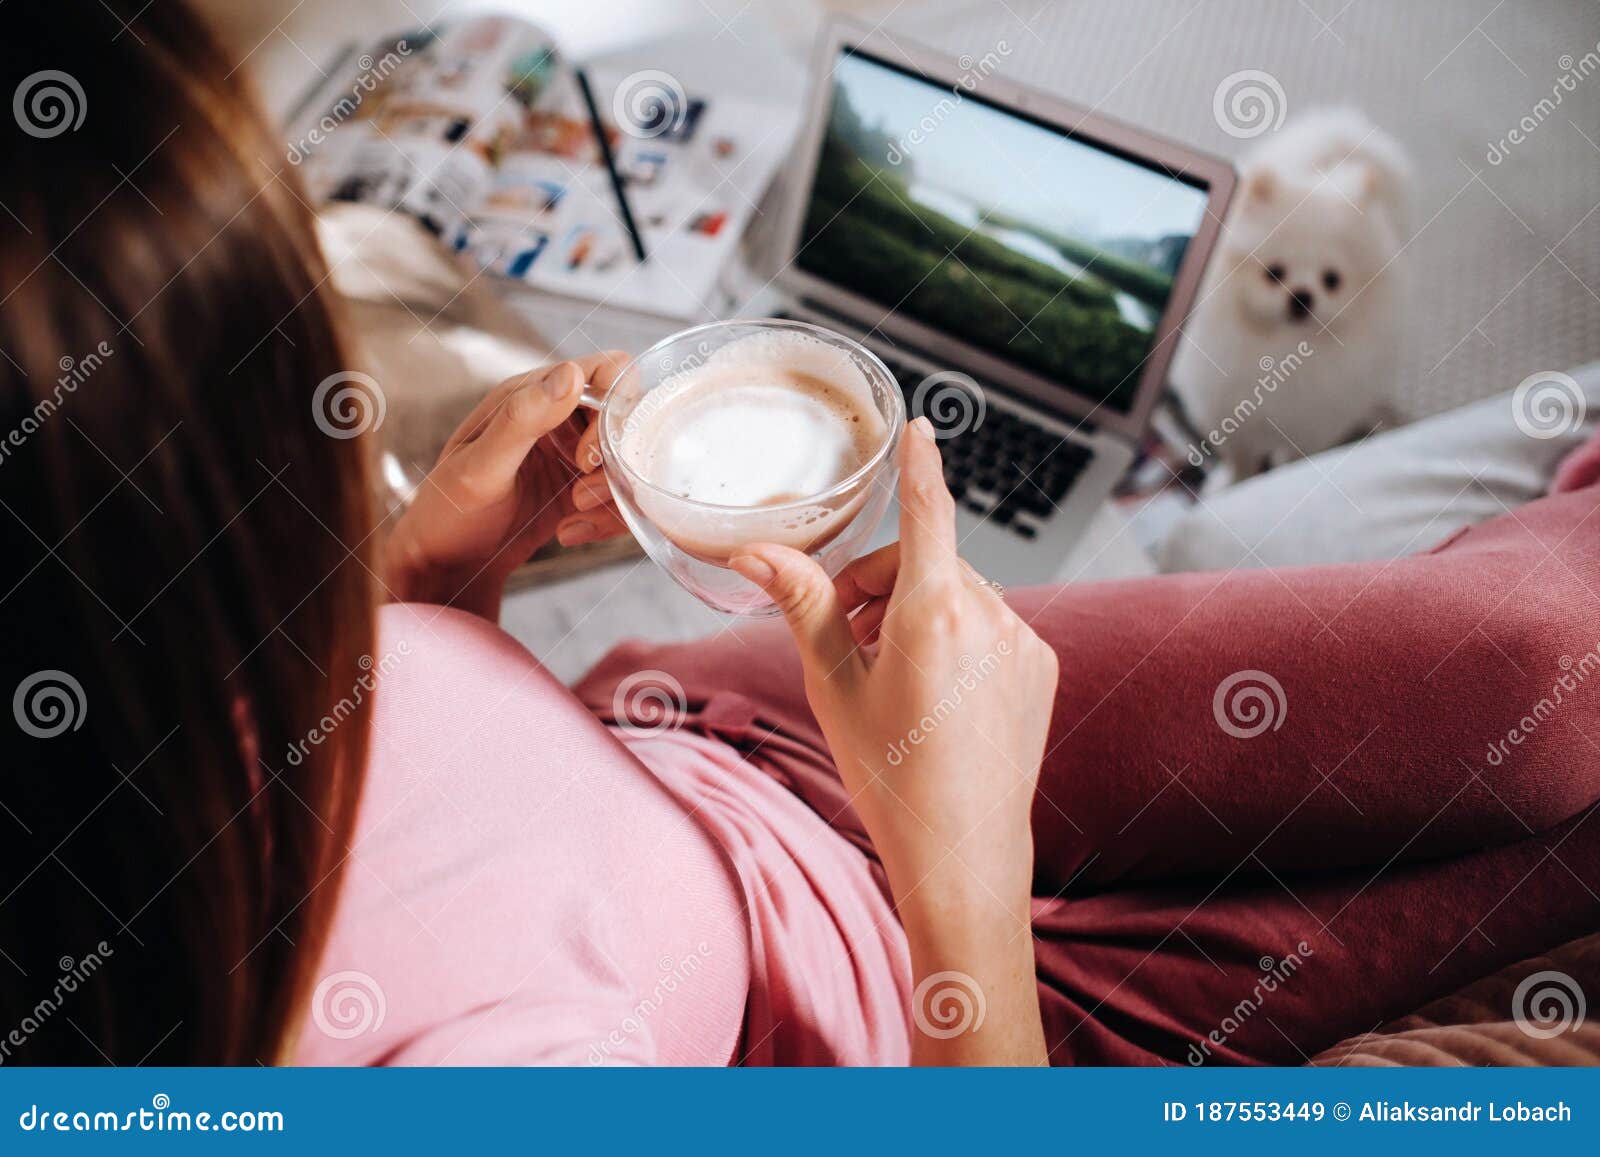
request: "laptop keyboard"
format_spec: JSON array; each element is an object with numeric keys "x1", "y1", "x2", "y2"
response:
[{"x1": 877, "y1": 356, "x2": 1095, "y2": 540}]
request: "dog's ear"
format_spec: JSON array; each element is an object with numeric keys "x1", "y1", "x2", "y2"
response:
[
  {"x1": 1357, "y1": 159, "x2": 1397, "y2": 209},
  {"x1": 1243, "y1": 165, "x2": 1276, "y2": 203},
  {"x1": 1358, "y1": 161, "x2": 1384, "y2": 205},
  {"x1": 1327, "y1": 158, "x2": 1385, "y2": 208},
  {"x1": 1334, "y1": 132, "x2": 1413, "y2": 230},
  {"x1": 1322, "y1": 159, "x2": 1362, "y2": 204}
]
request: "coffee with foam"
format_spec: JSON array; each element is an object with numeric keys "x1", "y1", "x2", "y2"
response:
[{"x1": 615, "y1": 331, "x2": 889, "y2": 563}]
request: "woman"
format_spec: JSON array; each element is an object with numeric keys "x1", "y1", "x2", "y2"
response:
[{"x1": 3, "y1": 1, "x2": 1597, "y2": 1066}]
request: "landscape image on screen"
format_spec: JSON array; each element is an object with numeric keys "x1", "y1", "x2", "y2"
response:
[{"x1": 797, "y1": 52, "x2": 1210, "y2": 411}]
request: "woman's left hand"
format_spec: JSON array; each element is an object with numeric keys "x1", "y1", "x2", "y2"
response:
[{"x1": 384, "y1": 352, "x2": 630, "y2": 619}]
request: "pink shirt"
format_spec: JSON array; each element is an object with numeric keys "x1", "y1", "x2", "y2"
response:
[{"x1": 294, "y1": 604, "x2": 910, "y2": 1066}]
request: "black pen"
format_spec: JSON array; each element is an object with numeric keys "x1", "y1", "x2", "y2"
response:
[{"x1": 574, "y1": 67, "x2": 648, "y2": 264}]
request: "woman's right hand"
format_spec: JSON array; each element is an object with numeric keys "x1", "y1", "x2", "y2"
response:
[
  {"x1": 730, "y1": 417, "x2": 1056, "y2": 1064},
  {"x1": 732, "y1": 422, "x2": 1056, "y2": 1062}
]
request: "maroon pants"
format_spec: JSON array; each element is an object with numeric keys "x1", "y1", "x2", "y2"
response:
[{"x1": 577, "y1": 484, "x2": 1600, "y2": 1064}]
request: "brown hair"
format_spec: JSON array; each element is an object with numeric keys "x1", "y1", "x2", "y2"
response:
[{"x1": 0, "y1": 1, "x2": 374, "y2": 1062}]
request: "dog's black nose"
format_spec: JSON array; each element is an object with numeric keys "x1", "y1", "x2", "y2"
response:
[{"x1": 1288, "y1": 289, "x2": 1315, "y2": 320}]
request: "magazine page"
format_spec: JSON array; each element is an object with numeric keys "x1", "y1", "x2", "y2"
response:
[
  {"x1": 289, "y1": 16, "x2": 559, "y2": 242},
  {"x1": 453, "y1": 66, "x2": 797, "y2": 318},
  {"x1": 286, "y1": 15, "x2": 798, "y2": 320}
]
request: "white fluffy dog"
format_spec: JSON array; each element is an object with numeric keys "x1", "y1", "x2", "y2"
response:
[{"x1": 1171, "y1": 108, "x2": 1412, "y2": 484}]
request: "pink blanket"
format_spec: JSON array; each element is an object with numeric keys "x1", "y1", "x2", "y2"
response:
[{"x1": 579, "y1": 481, "x2": 1600, "y2": 1063}]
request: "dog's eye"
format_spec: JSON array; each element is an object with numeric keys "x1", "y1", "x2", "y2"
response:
[
  {"x1": 1322, "y1": 269, "x2": 1341, "y2": 292},
  {"x1": 1265, "y1": 264, "x2": 1285, "y2": 283}
]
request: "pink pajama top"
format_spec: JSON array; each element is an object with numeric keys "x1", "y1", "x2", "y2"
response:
[{"x1": 293, "y1": 604, "x2": 912, "y2": 1066}]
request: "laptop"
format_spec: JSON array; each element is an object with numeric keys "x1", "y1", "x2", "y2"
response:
[{"x1": 769, "y1": 20, "x2": 1237, "y2": 583}]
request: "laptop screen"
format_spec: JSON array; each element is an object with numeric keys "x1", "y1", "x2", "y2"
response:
[{"x1": 796, "y1": 48, "x2": 1213, "y2": 414}]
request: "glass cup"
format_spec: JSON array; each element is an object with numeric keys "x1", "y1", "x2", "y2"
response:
[{"x1": 580, "y1": 318, "x2": 904, "y2": 616}]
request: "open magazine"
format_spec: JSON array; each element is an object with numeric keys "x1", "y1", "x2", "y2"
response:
[{"x1": 285, "y1": 15, "x2": 798, "y2": 319}]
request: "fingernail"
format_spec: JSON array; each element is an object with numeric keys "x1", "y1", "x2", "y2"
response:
[
  {"x1": 585, "y1": 444, "x2": 603, "y2": 469},
  {"x1": 911, "y1": 416, "x2": 935, "y2": 440},
  {"x1": 730, "y1": 553, "x2": 775, "y2": 585},
  {"x1": 558, "y1": 518, "x2": 596, "y2": 546},
  {"x1": 545, "y1": 364, "x2": 580, "y2": 398}
]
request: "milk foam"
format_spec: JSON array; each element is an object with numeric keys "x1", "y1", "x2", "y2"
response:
[
  {"x1": 622, "y1": 334, "x2": 883, "y2": 508},
  {"x1": 615, "y1": 330, "x2": 892, "y2": 564},
  {"x1": 639, "y1": 377, "x2": 867, "y2": 505}
]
